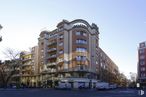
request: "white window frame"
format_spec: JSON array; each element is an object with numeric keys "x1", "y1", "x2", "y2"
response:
[
  {"x1": 76, "y1": 32, "x2": 80, "y2": 35},
  {"x1": 59, "y1": 42, "x2": 63, "y2": 46}
]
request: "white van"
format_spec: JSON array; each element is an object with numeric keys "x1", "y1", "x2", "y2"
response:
[
  {"x1": 57, "y1": 78, "x2": 99, "y2": 89},
  {"x1": 56, "y1": 81, "x2": 71, "y2": 89},
  {"x1": 96, "y1": 82, "x2": 109, "y2": 90},
  {"x1": 109, "y1": 84, "x2": 117, "y2": 89}
]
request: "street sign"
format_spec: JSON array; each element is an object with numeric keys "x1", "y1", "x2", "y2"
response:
[
  {"x1": 137, "y1": 83, "x2": 140, "y2": 88},
  {"x1": 138, "y1": 90, "x2": 144, "y2": 95}
]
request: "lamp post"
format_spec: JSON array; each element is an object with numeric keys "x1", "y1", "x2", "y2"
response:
[{"x1": 0, "y1": 24, "x2": 3, "y2": 42}]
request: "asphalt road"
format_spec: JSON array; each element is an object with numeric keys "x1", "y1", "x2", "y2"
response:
[{"x1": 0, "y1": 88, "x2": 145, "y2": 97}]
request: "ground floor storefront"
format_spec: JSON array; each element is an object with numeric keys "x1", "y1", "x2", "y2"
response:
[
  {"x1": 20, "y1": 71, "x2": 117, "y2": 89},
  {"x1": 21, "y1": 75, "x2": 98, "y2": 89},
  {"x1": 138, "y1": 78, "x2": 146, "y2": 88}
]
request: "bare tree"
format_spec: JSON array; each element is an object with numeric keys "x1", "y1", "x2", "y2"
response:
[
  {"x1": 0, "y1": 48, "x2": 22, "y2": 88},
  {"x1": 128, "y1": 72, "x2": 137, "y2": 88}
]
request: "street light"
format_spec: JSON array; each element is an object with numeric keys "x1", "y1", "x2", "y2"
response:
[
  {"x1": 0, "y1": 24, "x2": 3, "y2": 42},
  {"x1": 0, "y1": 24, "x2": 2, "y2": 29}
]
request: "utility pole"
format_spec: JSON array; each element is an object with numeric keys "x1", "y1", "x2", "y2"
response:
[{"x1": 0, "y1": 24, "x2": 3, "y2": 42}]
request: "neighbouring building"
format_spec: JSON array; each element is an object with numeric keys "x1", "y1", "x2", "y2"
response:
[
  {"x1": 98, "y1": 48, "x2": 119, "y2": 84},
  {"x1": 138, "y1": 41, "x2": 146, "y2": 87},
  {"x1": 37, "y1": 19, "x2": 119, "y2": 87},
  {"x1": 20, "y1": 46, "x2": 39, "y2": 87}
]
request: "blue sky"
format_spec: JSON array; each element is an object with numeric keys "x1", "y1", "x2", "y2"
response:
[{"x1": 0, "y1": 0, "x2": 146, "y2": 77}]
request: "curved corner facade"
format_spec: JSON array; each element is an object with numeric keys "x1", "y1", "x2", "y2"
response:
[{"x1": 37, "y1": 19, "x2": 118, "y2": 83}]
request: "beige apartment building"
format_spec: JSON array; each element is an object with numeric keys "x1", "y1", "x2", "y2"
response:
[
  {"x1": 20, "y1": 46, "x2": 39, "y2": 87},
  {"x1": 37, "y1": 19, "x2": 119, "y2": 87},
  {"x1": 20, "y1": 19, "x2": 119, "y2": 88}
]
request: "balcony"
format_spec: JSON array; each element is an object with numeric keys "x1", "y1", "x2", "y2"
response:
[
  {"x1": 76, "y1": 60, "x2": 87, "y2": 63},
  {"x1": 50, "y1": 69, "x2": 57, "y2": 73},
  {"x1": 73, "y1": 66, "x2": 89, "y2": 72},
  {"x1": 48, "y1": 41, "x2": 57, "y2": 46},
  {"x1": 22, "y1": 62, "x2": 32, "y2": 66},
  {"x1": 73, "y1": 24, "x2": 87, "y2": 29},
  {"x1": 22, "y1": 58, "x2": 32, "y2": 62},
  {"x1": 42, "y1": 69, "x2": 57, "y2": 74},
  {"x1": 48, "y1": 34, "x2": 58, "y2": 39},
  {"x1": 21, "y1": 69, "x2": 32, "y2": 73},
  {"x1": 47, "y1": 62, "x2": 57, "y2": 67},
  {"x1": 47, "y1": 48, "x2": 57, "y2": 52},
  {"x1": 57, "y1": 58, "x2": 64, "y2": 64},
  {"x1": 57, "y1": 69, "x2": 69, "y2": 72},
  {"x1": 48, "y1": 54, "x2": 57, "y2": 59}
]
